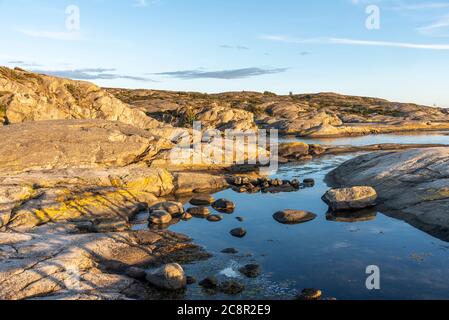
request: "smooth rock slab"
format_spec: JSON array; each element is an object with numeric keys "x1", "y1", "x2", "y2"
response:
[
  {"x1": 145, "y1": 263, "x2": 187, "y2": 290},
  {"x1": 273, "y1": 210, "x2": 317, "y2": 225},
  {"x1": 322, "y1": 187, "x2": 378, "y2": 211}
]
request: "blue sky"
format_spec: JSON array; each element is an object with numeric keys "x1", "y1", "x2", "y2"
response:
[{"x1": 1, "y1": 0, "x2": 449, "y2": 107}]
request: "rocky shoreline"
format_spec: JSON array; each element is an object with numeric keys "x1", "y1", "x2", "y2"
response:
[{"x1": 1, "y1": 66, "x2": 449, "y2": 300}]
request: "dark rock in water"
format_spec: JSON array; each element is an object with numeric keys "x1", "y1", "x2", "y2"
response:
[
  {"x1": 186, "y1": 276, "x2": 197, "y2": 285},
  {"x1": 187, "y1": 207, "x2": 211, "y2": 218},
  {"x1": 236, "y1": 217, "x2": 244, "y2": 222},
  {"x1": 273, "y1": 210, "x2": 317, "y2": 224},
  {"x1": 271, "y1": 178, "x2": 283, "y2": 187},
  {"x1": 190, "y1": 194, "x2": 215, "y2": 206},
  {"x1": 212, "y1": 199, "x2": 236, "y2": 213},
  {"x1": 296, "y1": 288, "x2": 322, "y2": 300},
  {"x1": 239, "y1": 264, "x2": 261, "y2": 278},
  {"x1": 303, "y1": 178, "x2": 315, "y2": 187},
  {"x1": 230, "y1": 228, "x2": 247, "y2": 238},
  {"x1": 207, "y1": 214, "x2": 223, "y2": 222},
  {"x1": 221, "y1": 248, "x2": 239, "y2": 254},
  {"x1": 232, "y1": 186, "x2": 248, "y2": 193},
  {"x1": 199, "y1": 276, "x2": 218, "y2": 289},
  {"x1": 126, "y1": 267, "x2": 146, "y2": 280},
  {"x1": 290, "y1": 179, "x2": 301, "y2": 188},
  {"x1": 219, "y1": 280, "x2": 245, "y2": 295}
]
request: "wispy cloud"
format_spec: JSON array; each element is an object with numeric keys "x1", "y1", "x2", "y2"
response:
[
  {"x1": 31, "y1": 68, "x2": 155, "y2": 82},
  {"x1": 153, "y1": 67, "x2": 288, "y2": 80},
  {"x1": 17, "y1": 29, "x2": 83, "y2": 41},
  {"x1": 261, "y1": 34, "x2": 449, "y2": 50},
  {"x1": 417, "y1": 14, "x2": 449, "y2": 36},
  {"x1": 219, "y1": 45, "x2": 250, "y2": 50}
]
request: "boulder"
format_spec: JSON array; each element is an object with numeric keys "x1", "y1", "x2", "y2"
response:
[
  {"x1": 187, "y1": 207, "x2": 211, "y2": 218},
  {"x1": 150, "y1": 202, "x2": 184, "y2": 216},
  {"x1": 230, "y1": 228, "x2": 247, "y2": 238},
  {"x1": 219, "y1": 280, "x2": 245, "y2": 295},
  {"x1": 212, "y1": 199, "x2": 236, "y2": 213},
  {"x1": 145, "y1": 263, "x2": 187, "y2": 290},
  {"x1": 190, "y1": 194, "x2": 215, "y2": 206},
  {"x1": 322, "y1": 187, "x2": 378, "y2": 211},
  {"x1": 239, "y1": 264, "x2": 261, "y2": 278},
  {"x1": 273, "y1": 210, "x2": 317, "y2": 224},
  {"x1": 326, "y1": 148, "x2": 449, "y2": 241},
  {"x1": 149, "y1": 210, "x2": 172, "y2": 225}
]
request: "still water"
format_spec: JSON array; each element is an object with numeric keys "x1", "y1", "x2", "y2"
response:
[{"x1": 166, "y1": 133, "x2": 449, "y2": 300}]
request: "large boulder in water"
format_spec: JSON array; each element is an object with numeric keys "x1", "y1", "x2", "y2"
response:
[
  {"x1": 145, "y1": 263, "x2": 187, "y2": 290},
  {"x1": 326, "y1": 147, "x2": 449, "y2": 241},
  {"x1": 322, "y1": 187, "x2": 378, "y2": 211}
]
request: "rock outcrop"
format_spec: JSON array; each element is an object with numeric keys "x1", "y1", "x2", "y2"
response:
[
  {"x1": 0, "y1": 67, "x2": 183, "y2": 140},
  {"x1": 326, "y1": 148, "x2": 449, "y2": 240},
  {"x1": 322, "y1": 187, "x2": 378, "y2": 211}
]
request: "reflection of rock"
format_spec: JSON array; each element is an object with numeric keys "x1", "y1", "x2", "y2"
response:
[
  {"x1": 145, "y1": 263, "x2": 187, "y2": 290},
  {"x1": 273, "y1": 210, "x2": 317, "y2": 225},
  {"x1": 326, "y1": 147, "x2": 449, "y2": 241},
  {"x1": 322, "y1": 187, "x2": 378, "y2": 211},
  {"x1": 326, "y1": 208, "x2": 377, "y2": 223}
]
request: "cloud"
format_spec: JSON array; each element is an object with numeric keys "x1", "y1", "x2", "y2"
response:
[
  {"x1": 153, "y1": 67, "x2": 288, "y2": 79},
  {"x1": 31, "y1": 68, "x2": 155, "y2": 82},
  {"x1": 8, "y1": 60, "x2": 42, "y2": 67},
  {"x1": 417, "y1": 14, "x2": 449, "y2": 36},
  {"x1": 17, "y1": 29, "x2": 83, "y2": 41},
  {"x1": 219, "y1": 45, "x2": 250, "y2": 50},
  {"x1": 261, "y1": 34, "x2": 449, "y2": 50}
]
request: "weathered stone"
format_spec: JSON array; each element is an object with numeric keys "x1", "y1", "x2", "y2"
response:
[
  {"x1": 322, "y1": 187, "x2": 378, "y2": 211},
  {"x1": 189, "y1": 195, "x2": 215, "y2": 206},
  {"x1": 297, "y1": 288, "x2": 322, "y2": 301},
  {"x1": 150, "y1": 201, "x2": 184, "y2": 216},
  {"x1": 230, "y1": 228, "x2": 247, "y2": 238},
  {"x1": 145, "y1": 263, "x2": 187, "y2": 290},
  {"x1": 149, "y1": 210, "x2": 172, "y2": 225},
  {"x1": 187, "y1": 207, "x2": 211, "y2": 218},
  {"x1": 212, "y1": 199, "x2": 236, "y2": 213},
  {"x1": 273, "y1": 210, "x2": 317, "y2": 225},
  {"x1": 326, "y1": 148, "x2": 449, "y2": 241},
  {"x1": 126, "y1": 267, "x2": 147, "y2": 280}
]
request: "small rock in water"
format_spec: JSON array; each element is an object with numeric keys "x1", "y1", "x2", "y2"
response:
[
  {"x1": 239, "y1": 264, "x2": 261, "y2": 278},
  {"x1": 186, "y1": 276, "x2": 197, "y2": 285},
  {"x1": 181, "y1": 213, "x2": 193, "y2": 220},
  {"x1": 212, "y1": 199, "x2": 236, "y2": 213},
  {"x1": 187, "y1": 207, "x2": 211, "y2": 218},
  {"x1": 199, "y1": 276, "x2": 218, "y2": 289},
  {"x1": 145, "y1": 263, "x2": 187, "y2": 290},
  {"x1": 149, "y1": 210, "x2": 172, "y2": 225},
  {"x1": 230, "y1": 228, "x2": 247, "y2": 238},
  {"x1": 296, "y1": 288, "x2": 322, "y2": 300},
  {"x1": 290, "y1": 179, "x2": 301, "y2": 189},
  {"x1": 190, "y1": 194, "x2": 215, "y2": 206},
  {"x1": 236, "y1": 217, "x2": 244, "y2": 222},
  {"x1": 150, "y1": 201, "x2": 184, "y2": 216},
  {"x1": 273, "y1": 210, "x2": 317, "y2": 225},
  {"x1": 303, "y1": 178, "x2": 315, "y2": 187},
  {"x1": 207, "y1": 214, "x2": 223, "y2": 222},
  {"x1": 219, "y1": 280, "x2": 245, "y2": 295},
  {"x1": 221, "y1": 248, "x2": 239, "y2": 254}
]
